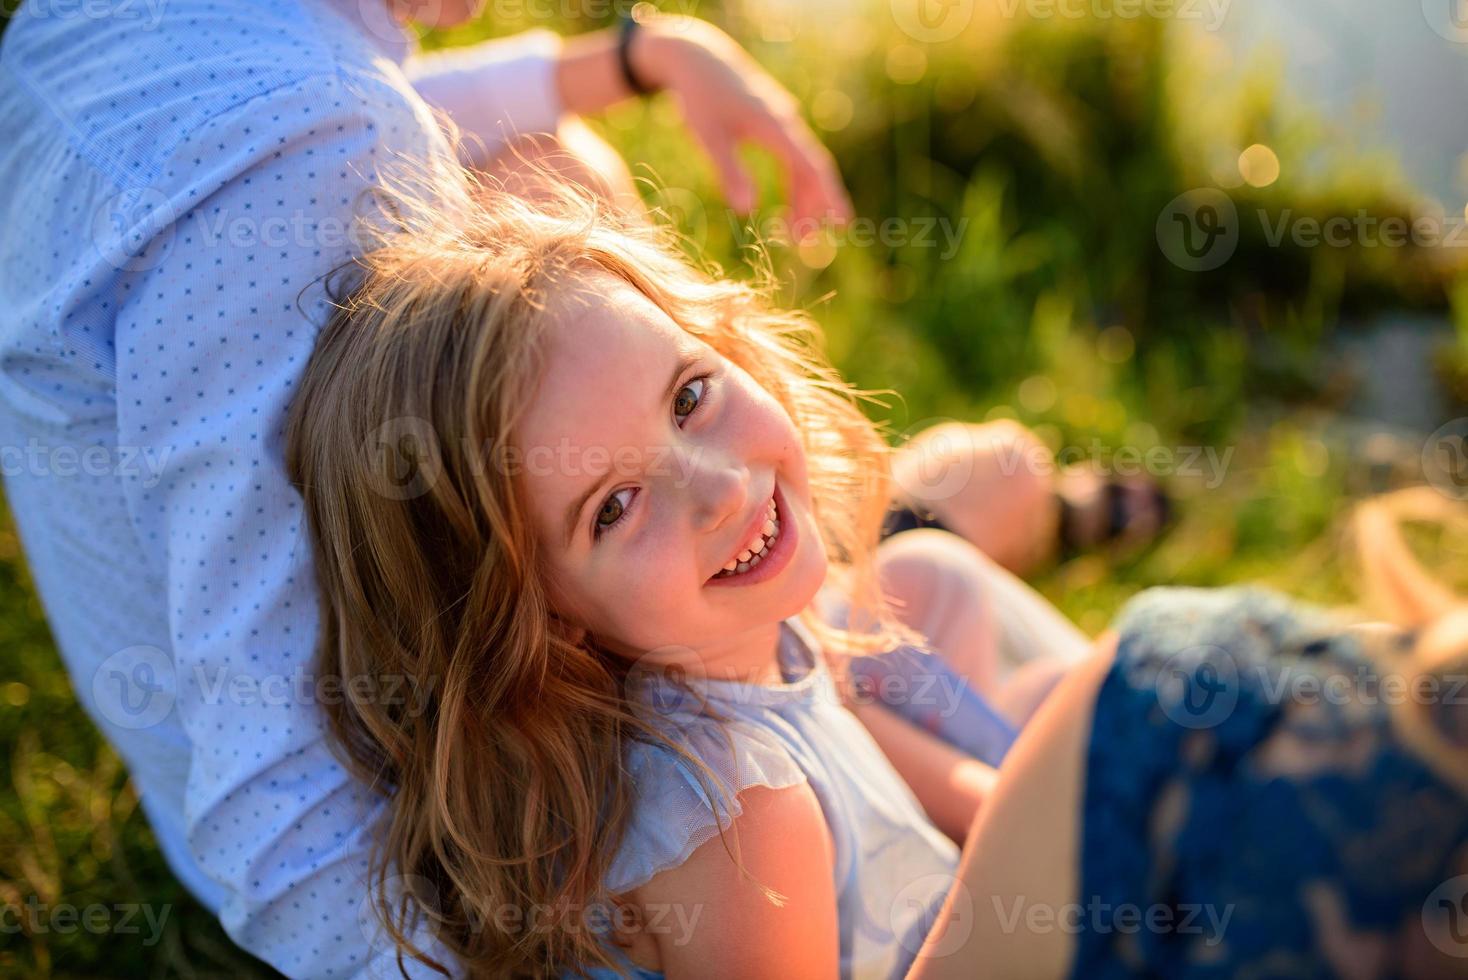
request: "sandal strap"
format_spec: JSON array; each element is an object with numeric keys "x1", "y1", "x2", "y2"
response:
[
  {"x1": 879, "y1": 503, "x2": 953, "y2": 540},
  {"x1": 1057, "y1": 480, "x2": 1173, "y2": 557}
]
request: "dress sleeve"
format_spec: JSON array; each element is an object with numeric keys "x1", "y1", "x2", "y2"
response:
[
  {"x1": 605, "y1": 715, "x2": 810, "y2": 896},
  {"x1": 846, "y1": 644, "x2": 1018, "y2": 767}
]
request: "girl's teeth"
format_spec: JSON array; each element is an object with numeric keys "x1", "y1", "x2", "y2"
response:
[{"x1": 715, "y1": 495, "x2": 782, "y2": 578}]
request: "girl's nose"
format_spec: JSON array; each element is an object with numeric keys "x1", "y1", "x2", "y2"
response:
[{"x1": 684, "y1": 452, "x2": 751, "y2": 536}]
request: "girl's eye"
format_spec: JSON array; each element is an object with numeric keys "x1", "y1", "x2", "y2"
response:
[
  {"x1": 593, "y1": 487, "x2": 636, "y2": 539},
  {"x1": 592, "y1": 373, "x2": 713, "y2": 541},
  {"x1": 673, "y1": 375, "x2": 711, "y2": 425}
]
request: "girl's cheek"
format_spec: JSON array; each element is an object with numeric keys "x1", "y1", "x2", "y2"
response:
[{"x1": 728, "y1": 371, "x2": 794, "y2": 445}]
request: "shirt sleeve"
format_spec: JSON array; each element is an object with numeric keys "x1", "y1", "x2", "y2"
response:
[
  {"x1": 608, "y1": 717, "x2": 808, "y2": 896},
  {"x1": 112, "y1": 70, "x2": 460, "y2": 979},
  {"x1": 403, "y1": 29, "x2": 564, "y2": 164}
]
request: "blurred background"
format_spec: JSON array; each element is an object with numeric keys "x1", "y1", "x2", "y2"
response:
[{"x1": 5, "y1": 0, "x2": 1468, "y2": 974}]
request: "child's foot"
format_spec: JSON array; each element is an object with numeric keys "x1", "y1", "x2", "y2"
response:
[{"x1": 883, "y1": 420, "x2": 1176, "y2": 574}]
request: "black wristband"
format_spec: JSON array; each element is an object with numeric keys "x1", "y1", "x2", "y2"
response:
[{"x1": 617, "y1": 13, "x2": 656, "y2": 97}]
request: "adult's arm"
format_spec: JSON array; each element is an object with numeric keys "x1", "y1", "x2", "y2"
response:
[
  {"x1": 114, "y1": 69, "x2": 459, "y2": 979},
  {"x1": 412, "y1": 16, "x2": 852, "y2": 225},
  {"x1": 405, "y1": 29, "x2": 565, "y2": 164}
]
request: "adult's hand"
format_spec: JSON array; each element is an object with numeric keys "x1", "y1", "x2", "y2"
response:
[
  {"x1": 635, "y1": 16, "x2": 853, "y2": 227},
  {"x1": 556, "y1": 15, "x2": 853, "y2": 228}
]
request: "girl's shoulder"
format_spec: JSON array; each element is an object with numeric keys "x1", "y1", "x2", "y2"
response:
[{"x1": 606, "y1": 703, "x2": 812, "y2": 897}]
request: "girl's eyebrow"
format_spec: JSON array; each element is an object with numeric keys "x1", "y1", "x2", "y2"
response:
[{"x1": 561, "y1": 348, "x2": 704, "y2": 548}]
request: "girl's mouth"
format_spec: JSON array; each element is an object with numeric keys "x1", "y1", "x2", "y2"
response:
[{"x1": 706, "y1": 481, "x2": 797, "y2": 587}]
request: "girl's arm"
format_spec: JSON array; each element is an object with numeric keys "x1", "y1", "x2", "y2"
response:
[
  {"x1": 848, "y1": 700, "x2": 997, "y2": 844},
  {"x1": 628, "y1": 783, "x2": 841, "y2": 978}
]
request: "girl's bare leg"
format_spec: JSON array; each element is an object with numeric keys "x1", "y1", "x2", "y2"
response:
[
  {"x1": 904, "y1": 635, "x2": 1116, "y2": 980},
  {"x1": 872, "y1": 528, "x2": 1091, "y2": 725},
  {"x1": 890, "y1": 421, "x2": 1059, "y2": 576}
]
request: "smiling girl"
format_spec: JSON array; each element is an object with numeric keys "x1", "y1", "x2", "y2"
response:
[
  {"x1": 282, "y1": 169, "x2": 1052, "y2": 978},
  {"x1": 284, "y1": 166, "x2": 1468, "y2": 979}
]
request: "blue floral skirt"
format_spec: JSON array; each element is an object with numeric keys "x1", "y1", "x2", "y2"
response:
[{"x1": 1072, "y1": 586, "x2": 1468, "y2": 976}]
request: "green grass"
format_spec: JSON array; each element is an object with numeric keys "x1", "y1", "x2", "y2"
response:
[{"x1": 5, "y1": 1, "x2": 1468, "y2": 975}]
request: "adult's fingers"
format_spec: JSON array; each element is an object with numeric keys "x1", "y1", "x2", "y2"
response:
[
  {"x1": 752, "y1": 112, "x2": 854, "y2": 228},
  {"x1": 690, "y1": 116, "x2": 756, "y2": 215}
]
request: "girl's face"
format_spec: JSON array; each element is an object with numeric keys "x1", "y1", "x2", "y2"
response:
[{"x1": 515, "y1": 271, "x2": 829, "y2": 680}]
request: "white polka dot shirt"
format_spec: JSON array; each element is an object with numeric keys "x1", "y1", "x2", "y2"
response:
[{"x1": 0, "y1": 0, "x2": 562, "y2": 975}]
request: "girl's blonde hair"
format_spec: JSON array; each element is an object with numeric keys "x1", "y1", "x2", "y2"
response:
[
  {"x1": 1351, "y1": 487, "x2": 1468, "y2": 794},
  {"x1": 284, "y1": 163, "x2": 922, "y2": 977}
]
